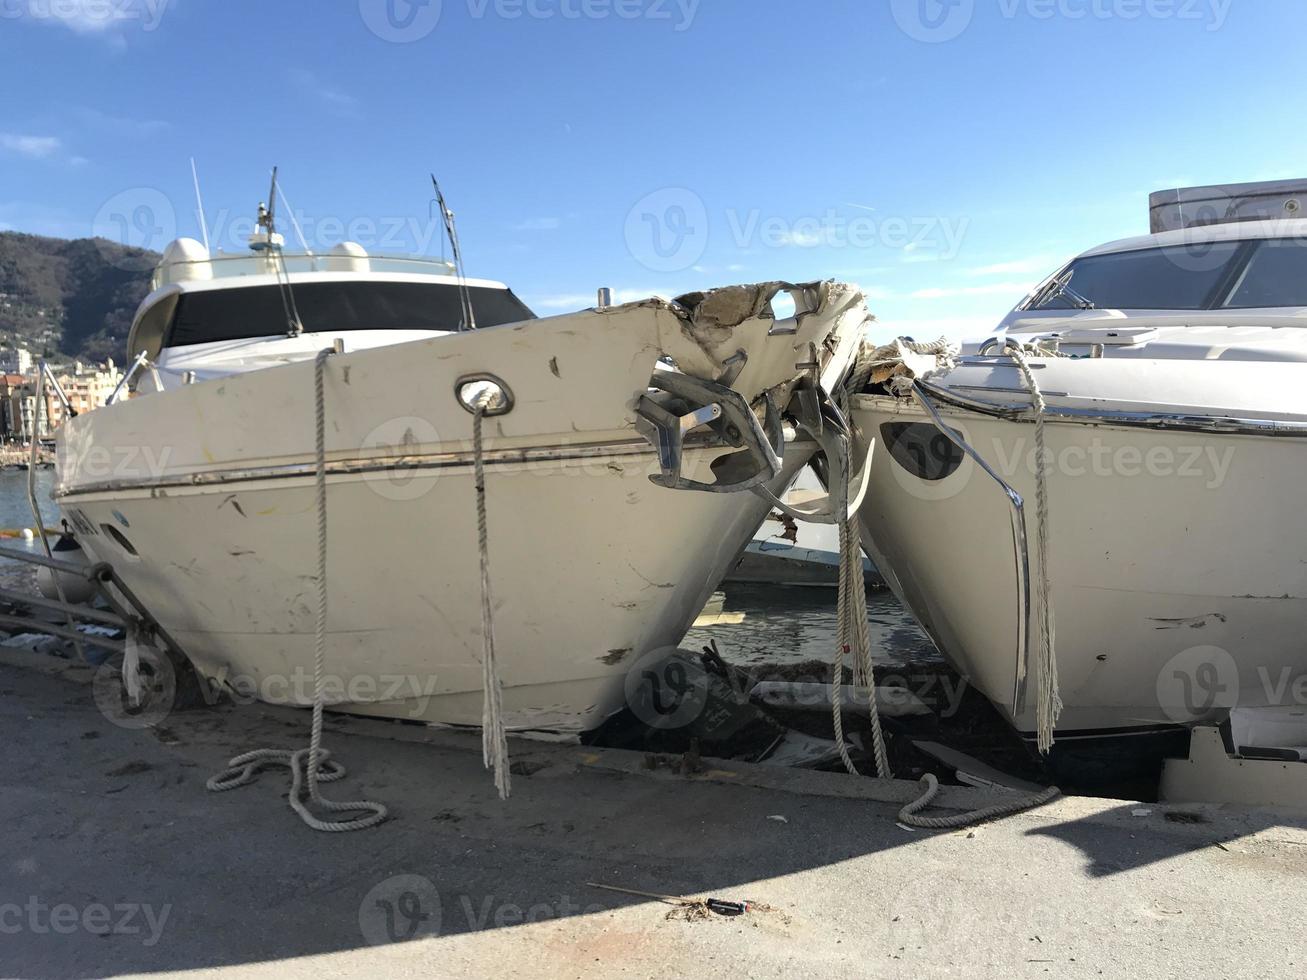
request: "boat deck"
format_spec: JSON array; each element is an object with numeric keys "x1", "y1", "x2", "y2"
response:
[{"x1": 4, "y1": 649, "x2": 1306, "y2": 979}]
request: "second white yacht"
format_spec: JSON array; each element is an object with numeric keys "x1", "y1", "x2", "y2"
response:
[{"x1": 851, "y1": 180, "x2": 1307, "y2": 763}]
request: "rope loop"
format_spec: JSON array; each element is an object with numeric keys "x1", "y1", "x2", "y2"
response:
[
  {"x1": 898, "y1": 773, "x2": 1061, "y2": 830},
  {"x1": 207, "y1": 348, "x2": 388, "y2": 831}
]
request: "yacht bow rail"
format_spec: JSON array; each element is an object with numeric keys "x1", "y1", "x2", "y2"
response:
[{"x1": 153, "y1": 251, "x2": 459, "y2": 289}]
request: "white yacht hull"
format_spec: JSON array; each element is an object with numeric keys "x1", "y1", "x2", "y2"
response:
[
  {"x1": 851, "y1": 366, "x2": 1307, "y2": 745},
  {"x1": 55, "y1": 284, "x2": 867, "y2": 732}
]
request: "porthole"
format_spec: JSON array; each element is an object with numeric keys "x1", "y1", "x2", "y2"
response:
[
  {"x1": 100, "y1": 524, "x2": 139, "y2": 557},
  {"x1": 881, "y1": 422, "x2": 965, "y2": 482}
]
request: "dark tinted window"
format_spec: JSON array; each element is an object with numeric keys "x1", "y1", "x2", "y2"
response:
[
  {"x1": 1223, "y1": 239, "x2": 1307, "y2": 308},
  {"x1": 1028, "y1": 242, "x2": 1241, "y2": 311},
  {"x1": 167, "y1": 281, "x2": 535, "y2": 348}
]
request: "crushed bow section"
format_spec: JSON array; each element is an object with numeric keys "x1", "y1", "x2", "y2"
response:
[{"x1": 629, "y1": 280, "x2": 871, "y2": 494}]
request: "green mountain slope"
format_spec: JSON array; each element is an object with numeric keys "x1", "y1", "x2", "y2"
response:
[{"x1": 0, "y1": 232, "x2": 158, "y2": 364}]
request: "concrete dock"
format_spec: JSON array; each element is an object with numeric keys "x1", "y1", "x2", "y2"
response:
[{"x1": 3, "y1": 650, "x2": 1306, "y2": 979}]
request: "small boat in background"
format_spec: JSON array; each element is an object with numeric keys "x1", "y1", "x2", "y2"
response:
[{"x1": 728, "y1": 468, "x2": 878, "y2": 588}]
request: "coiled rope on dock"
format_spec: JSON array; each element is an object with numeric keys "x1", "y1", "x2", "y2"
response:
[
  {"x1": 898, "y1": 773, "x2": 1061, "y2": 829},
  {"x1": 207, "y1": 349, "x2": 388, "y2": 832}
]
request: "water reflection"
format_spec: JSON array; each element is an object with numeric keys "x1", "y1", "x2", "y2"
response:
[{"x1": 687, "y1": 584, "x2": 940, "y2": 669}]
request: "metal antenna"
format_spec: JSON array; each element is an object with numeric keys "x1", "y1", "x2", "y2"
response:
[
  {"x1": 431, "y1": 175, "x2": 476, "y2": 331},
  {"x1": 258, "y1": 166, "x2": 305, "y2": 337},
  {"x1": 272, "y1": 172, "x2": 314, "y2": 257},
  {"x1": 266, "y1": 166, "x2": 279, "y2": 230},
  {"x1": 190, "y1": 157, "x2": 210, "y2": 251}
]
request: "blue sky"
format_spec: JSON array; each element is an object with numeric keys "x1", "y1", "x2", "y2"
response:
[{"x1": 3, "y1": 0, "x2": 1306, "y2": 342}]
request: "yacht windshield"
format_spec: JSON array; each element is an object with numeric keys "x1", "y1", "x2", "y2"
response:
[
  {"x1": 1024, "y1": 236, "x2": 1307, "y2": 311},
  {"x1": 165, "y1": 280, "x2": 536, "y2": 348}
]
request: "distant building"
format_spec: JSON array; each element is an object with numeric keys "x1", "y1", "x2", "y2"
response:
[
  {"x1": 0, "y1": 359, "x2": 124, "y2": 442},
  {"x1": 0, "y1": 347, "x2": 33, "y2": 377},
  {"x1": 0, "y1": 374, "x2": 30, "y2": 440}
]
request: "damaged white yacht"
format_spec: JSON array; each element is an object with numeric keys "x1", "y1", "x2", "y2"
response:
[
  {"x1": 54, "y1": 198, "x2": 869, "y2": 734},
  {"x1": 852, "y1": 180, "x2": 1307, "y2": 766}
]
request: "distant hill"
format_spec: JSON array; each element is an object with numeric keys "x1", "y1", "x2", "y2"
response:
[{"x1": 0, "y1": 232, "x2": 158, "y2": 365}]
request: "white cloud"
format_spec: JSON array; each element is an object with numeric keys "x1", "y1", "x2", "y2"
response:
[
  {"x1": 775, "y1": 229, "x2": 825, "y2": 248},
  {"x1": 289, "y1": 69, "x2": 361, "y2": 117},
  {"x1": 871, "y1": 315, "x2": 1001, "y2": 345},
  {"x1": 909, "y1": 281, "x2": 1033, "y2": 301},
  {"x1": 512, "y1": 217, "x2": 561, "y2": 232},
  {"x1": 965, "y1": 255, "x2": 1059, "y2": 278},
  {"x1": 0, "y1": 134, "x2": 62, "y2": 159},
  {"x1": 72, "y1": 106, "x2": 168, "y2": 135},
  {"x1": 855, "y1": 284, "x2": 894, "y2": 302},
  {"x1": 12, "y1": 0, "x2": 172, "y2": 37}
]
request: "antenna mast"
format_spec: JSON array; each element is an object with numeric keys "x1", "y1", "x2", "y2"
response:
[
  {"x1": 272, "y1": 172, "x2": 314, "y2": 257},
  {"x1": 431, "y1": 175, "x2": 476, "y2": 331},
  {"x1": 253, "y1": 166, "x2": 305, "y2": 337},
  {"x1": 190, "y1": 157, "x2": 211, "y2": 251}
]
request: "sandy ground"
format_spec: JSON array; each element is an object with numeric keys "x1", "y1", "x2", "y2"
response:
[{"x1": 3, "y1": 650, "x2": 1306, "y2": 980}]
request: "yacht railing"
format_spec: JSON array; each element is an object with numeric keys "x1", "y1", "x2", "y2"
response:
[
  {"x1": 153, "y1": 251, "x2": 459, "y2": 289},
  {"x1": 919, "y1": 372, "x2": 1307, "y2": 438}
]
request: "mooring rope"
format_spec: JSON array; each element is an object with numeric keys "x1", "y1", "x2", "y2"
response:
[
  {"x1": 1003, "y1": 343, "x2": 1062, "y2": 754},
  {"x1": 828, "y1": 378, "x2": 891, "y2": 781},
  {"x1": 898, "y1": 773, "x2": 1061, "y2": 829},
  {"x1": 843, "y1": 336, "x2": 1065, "y2": 826},
  {"x1": 207, "y1": 349, "x2": 388, "y2": 832},
  {"x1": 472, "y1": 396, "x2": 512, "y2": 800},
  {"x1": 832, "y1": 511, "x2": 892, "y2": 779}
]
